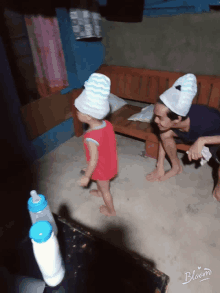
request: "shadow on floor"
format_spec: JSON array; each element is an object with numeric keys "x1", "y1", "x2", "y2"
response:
[
  {"x1": 182, "y1": 152, "x2": 220, "y2": 196},
  {"x1": 57, "y1": 204, "x2": 170, "y2": 293},
  {"x1": 0, "y1": 173, "x2": 169, "y2": 293},
  {"x1": 58, "y1": 204, "x2": 156, "y2": 269},
  {"x1": 0, "y1": 164, "x2": 38, "y2": 255}
]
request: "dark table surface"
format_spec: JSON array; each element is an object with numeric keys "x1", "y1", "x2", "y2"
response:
[{"x1": 1, "y1": 215, "x2": 170, "y2": 293}]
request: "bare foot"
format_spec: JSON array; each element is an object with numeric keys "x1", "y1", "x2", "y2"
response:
[
  {"x1": 89, "y1": 189, "x2": 102, "y2": 197},
  {"x1": 159, "y1": 165, "x2": 183, "y2": 182},
  {"x1": 99, "y1": 205, "x2": 116, "y2": 217},
  {"x1": 213, "y1": 184, "x2": 220, "y2": 201},
  {"x1": 146, "y1": 168, "x2": 165, "y2": 182}
]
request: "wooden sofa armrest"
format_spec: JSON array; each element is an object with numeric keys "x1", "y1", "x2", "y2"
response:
[
  {"x1": 176, "y1": 144, "x2": 190, "y2": 152},
  {"x1": 71, "y1": 88, "x2": 84, "y2": 137}
]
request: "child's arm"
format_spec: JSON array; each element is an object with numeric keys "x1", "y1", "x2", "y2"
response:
[
  {"x1": 84, "y1": 140, "x2": 99, "y2": 178},
  {"x1": 79, "y1": 140, "x2": 99, "y2": 186}
]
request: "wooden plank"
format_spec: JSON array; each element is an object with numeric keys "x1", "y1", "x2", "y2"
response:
[
  {"x1": 122, "y1": 74, "x2": 141, "y2": 100},
  {"x1": 20, "y1": 91, "x2": 73, "y2": 140},
  {"x1": 71, "y1": 89, "x2": 84, "y2": 137},
  {"x1": 208, "y1": 82, "x2": 220, "y2": 108},
  {"x1": 167, "y1": 73, "x2": 182, "y2": 88},
  {"x1": 158, "y1": 77, "x2": 167, "y2": 96},
  {"x1": 176, "y1": 144, "x2": 190, "y2": 152},
  {"x1": 99, "y1": 64, "x2": 220, "y2": 83},
  {"x1": 124, "y1": 74, "x2": 133, "y2": 99},
  {"x1": 108, "y1": 104, "x2": 141, "y2": 122},
  {"x1": 192, "y1": 82, "x2": 200, "y2": 104},
  {"x1": 168, "y1": 77, "x2": 176, "y2": 88},
  {"x1": 196, "y1": 79, "x2": 211, "y2": 105},
  {"x1": 110, "y1": 73, "x2": 118, "y2": 95},
  {"x1": 139, "y1": 75, "x2": 149, "y2": 102},
  {"x1": 130, "y1": 75, "x2": 141, "y2": 99},
  {"x1": 114, "y1": 124, "x2": 150, "y2": 140},
  {"x1": 101, "y1": 65, "x2": 182, "y2": 80},
  {"x1": 117, "y1": 73, "x2": 125, "y2": 97},
  {"x1": 148, "y1": 76, "x2": 159, "y2": 104},
  {"x1": 96, "y1": 64, "x2": 111, "y2": 73}
]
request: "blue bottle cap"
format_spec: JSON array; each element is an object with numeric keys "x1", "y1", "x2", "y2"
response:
[
  {"x1": 28, "y1": 194, "x2": 48, "y2": 213},
  {"x1": 29, "y1": 221, "x2": 53, "y2": 243}
]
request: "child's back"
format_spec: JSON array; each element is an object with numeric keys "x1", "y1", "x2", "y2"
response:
[{"x1": 84, "y1": 120, "x2": 118, "y2": 181}]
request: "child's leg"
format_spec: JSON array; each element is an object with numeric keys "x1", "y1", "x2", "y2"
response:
[
  {"x1": 97, "y1": 180, "x2": 116, "y2": 217},
  {"x1": 89, "y1": 183, "x2": 102, "y2": 197}
]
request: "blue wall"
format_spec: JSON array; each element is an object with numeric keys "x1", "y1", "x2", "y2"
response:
[
  {"x1": 56, "y1": 8, "x2": 105, "y2": 95},
  {"x1": 98, "y1": 0, "x2": 220, "y2": 16},
  {"x1": 32, "y1": 118, "x2": 74, "y2": 159}
]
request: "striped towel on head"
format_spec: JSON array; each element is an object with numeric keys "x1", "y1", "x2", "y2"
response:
[
  {"x1": 74, "y1": 73, "x2": 111, "y2": 119},
  {"x1": 85, "y1": 73, "x2": 110, "y2": 99}
]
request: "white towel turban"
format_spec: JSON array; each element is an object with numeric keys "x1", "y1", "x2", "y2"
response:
[{"x1": 160, "y1": 73, "x2": 197, "y2": 116}]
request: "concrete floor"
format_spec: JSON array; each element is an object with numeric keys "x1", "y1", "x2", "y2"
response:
[{"x1": 31, "y1": 134, "x2": 220, "y2": 293}]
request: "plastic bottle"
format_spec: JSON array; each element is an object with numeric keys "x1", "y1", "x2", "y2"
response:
[
  {"x1": 28, "y1": 190, "x2": 58, "y2": 236},
  {"x1": 29, "y1": 221, "x2": 65, "y2": 287}
]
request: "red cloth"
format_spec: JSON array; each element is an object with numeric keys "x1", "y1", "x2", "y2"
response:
[{"x1": 84, "y1": 120, "x2": 118, "y2": 181}]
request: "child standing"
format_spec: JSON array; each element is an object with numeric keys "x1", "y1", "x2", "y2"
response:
[{"x1": 74, "y1": 73, "x2": 118, "y2": 217}]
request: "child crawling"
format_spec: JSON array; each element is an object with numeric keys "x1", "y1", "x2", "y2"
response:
[{"x1": 75, "y1": 73, "x2": 118, "y2": 217}]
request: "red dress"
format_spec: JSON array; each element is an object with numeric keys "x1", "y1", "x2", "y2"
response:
[{"x1": 84, "y1": 120, "x2": 118, "y2": 181}]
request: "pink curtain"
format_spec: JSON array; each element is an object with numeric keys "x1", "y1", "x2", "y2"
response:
[{"x1": 25, "y1": 15, "x2": 69, "y2": 98}]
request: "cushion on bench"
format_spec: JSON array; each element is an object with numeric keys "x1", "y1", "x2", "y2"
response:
[
  {"x1": 107, "y1": 104, "x2": 158, "y2": 142},
  {"x1": 109, "y1": 93, "x2": 128, "y2": 112},
  {"x1": 128, "y1": 104, "x2": 155, "y2": 122}
]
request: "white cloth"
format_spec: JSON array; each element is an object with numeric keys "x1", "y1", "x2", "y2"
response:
[
  {"x1": 74, "y1": 73, "x2": 110, "y2": 119},
  {"x1": 200, "y1": 146, "x2": 212, "y2": 165},
  {"x1": 160, "y1": 74, "x2": 197, "y2": 116},
  {"x1": 128, "y1": 104, "x2": 155, "y2": 122},
  {"x1": 109, "y1": 93, "x2": 128, "y2": 113},
  {"x1": 186, "y1": 146, "x2": 212, "y2": 166}
]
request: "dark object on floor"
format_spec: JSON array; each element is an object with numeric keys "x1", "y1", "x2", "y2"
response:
[
  {"x1": 210, "y1": 145, "x2": 220, "y2": 165},
  {"x1": 0, "y1": 215, "x2": 170, "y2": 293},
  {"x1": 80, "y1": 169, "x2": 85, "y2": 175}
]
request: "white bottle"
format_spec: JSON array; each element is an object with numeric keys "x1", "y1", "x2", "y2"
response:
[
  {"x1": 28, "y1": 190, "x2": 58, "y2": 236},
  {"x1": 29, "y1": 221, "x2": 65, "y2": 287}
]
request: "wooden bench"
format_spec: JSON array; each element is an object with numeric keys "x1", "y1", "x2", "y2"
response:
[{"x1": 71, "y1": 65, "x2": 220, "y2": 159}]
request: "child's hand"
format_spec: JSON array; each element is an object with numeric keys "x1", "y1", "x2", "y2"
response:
[{"x1": 78, "y1": 176, "x2": 90, "y2": 187}]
